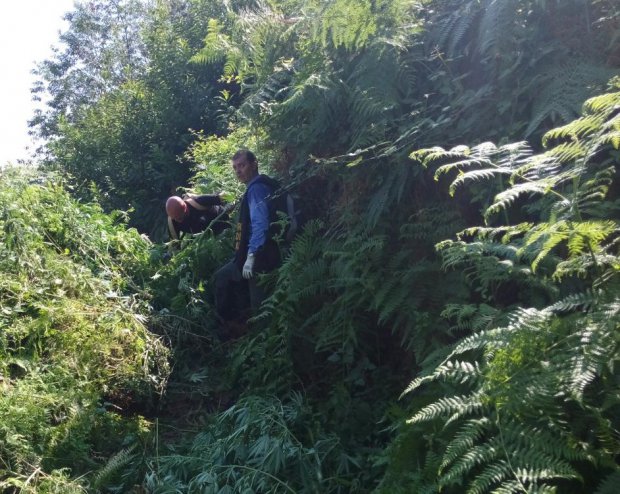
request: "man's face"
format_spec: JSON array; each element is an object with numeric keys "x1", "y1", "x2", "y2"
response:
[
  {"x1": 171, "y1": 202, "x2": 188, "y2": 222},
  {"x1": 232, "y1": 155, "x2": 258, "y2": 184}
]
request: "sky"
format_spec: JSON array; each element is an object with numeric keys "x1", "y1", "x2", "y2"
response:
[{"x1": 0, "y1": 0, "x2": 75, "y2": 166}]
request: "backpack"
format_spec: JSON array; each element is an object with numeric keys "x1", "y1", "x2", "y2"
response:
[{"x1": 269, "y1": 187, "x2": 301, "y2": 244}]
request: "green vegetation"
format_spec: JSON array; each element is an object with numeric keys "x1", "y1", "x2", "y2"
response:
[
  {"x1": 405, "y1": 86, "x2": 620, "y2": 492},
  {"x1": 0, "y1": 168, "x2": 169, "y2": 491},
  {"x1": 2, "y1": 0, "x2": 618, "y2": 492}
]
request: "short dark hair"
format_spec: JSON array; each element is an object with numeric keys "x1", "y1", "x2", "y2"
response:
[{"x1": 232, "y1": 149, "x2": 256, "y2": 164}]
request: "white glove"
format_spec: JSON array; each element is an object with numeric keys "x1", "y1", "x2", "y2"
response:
[{"x1": 242, "y1": 253, "x2": 255, "y2": 279}]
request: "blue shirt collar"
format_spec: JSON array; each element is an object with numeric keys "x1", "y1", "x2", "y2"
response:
[{"x1": 247, "y1": 174, "x2": 261, "y2": 187}]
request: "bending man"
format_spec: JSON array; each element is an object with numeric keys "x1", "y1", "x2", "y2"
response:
[{"x1": 166, "y1": 193, "x2": 229, "y2": 240}]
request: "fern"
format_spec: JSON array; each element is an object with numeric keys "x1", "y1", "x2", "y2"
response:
[
  {"x1": 525, "y1": 61, "x2": 616, "y2": 137},
  {"x1": 317, "y1": 0, "x2": 377, "y2": 50},
  {"x1": 148, "y1": 394, "x2": 352, "y2": 493},
  {"x1": 403, "y1": 360, "x2": 480, "y2": 396},
  {"x1": 440, "y1": 417, "x2": 493, "y2": 470},
  {"x1": 426, "y1": 141, "x2": 532, "y2": 197},
  {"x1": 594, "y1": 470, "x2": 620, "y2": 494},
  {"x1": 548, "y1": 291, "x2": 597, "y2": 313},
  {"x1": 449, "y1": 168, "x2": 512, "y2": 197},
  {"x1": 477, "y1": 0, "x2": 518, "y2": 61},
  {"x1": 446, "y1": 3, "x2": 477, "y2": 57},
  {"x1": 402, "y1": 84, "x2": 620, "y2": 493},
  {"x1": 407, "y1": 392, "x2": 485, "y2": 425},
  {"x1": 91, "y1": 445, "x2": 138, "y2": 492},
  {"x1": 439, "y1": 437, "x2": 504, "y2": 488},
  {"x1": 190, "y1": 18, "x2": 229, "y2": 65},
  {"x1": 472, "y1": 461, "x2": 522, "y2": 494}
]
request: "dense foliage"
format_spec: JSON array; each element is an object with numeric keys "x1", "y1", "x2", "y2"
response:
[
  {"x1": 403, "y1": 84, "x2": 620, "y2": 493},
  {"x1": 0, "y1": 167, "x2": 169, "y2": 492},
  {"x1": 31, "y1": 0, "x2": 231, "y2": 236},
  {"x1": 3, "y1": 0, "x2": 618, "y2": 492}
]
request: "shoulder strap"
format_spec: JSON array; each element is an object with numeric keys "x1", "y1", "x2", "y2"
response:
[
  {"x1": 168, "y1": 216, "x2": 179, "y2": 240},
  {"x1": 251, "y1": 174, "x2": 279, "y2": 191},
  {"x1": 285, "y1": 193, "x2": 298, "y2": 243},
  {"x1": 185, "y1": 197, "x2": 208, "y2": 211}
]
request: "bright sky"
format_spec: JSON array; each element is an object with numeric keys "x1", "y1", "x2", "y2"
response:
[{"x1": 0, "y1": 0, "x2": 75, "y2": 166}]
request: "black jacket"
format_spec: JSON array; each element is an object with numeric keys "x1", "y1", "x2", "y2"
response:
[{"x1": 234, "y1": 175, "x2": 282, "y2": 273}]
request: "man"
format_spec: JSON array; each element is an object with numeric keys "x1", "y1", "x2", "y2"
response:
[
  {"x1": 166, "y1": 193, "x2": 230, "y2": 240},
  {"x1": 215, "y1": 149, "x2": 281, "y2": 322}
]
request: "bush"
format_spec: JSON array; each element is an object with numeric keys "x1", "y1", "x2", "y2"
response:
[{"x1": 0, "y1": 166, "x2": 169, "y2": 489}]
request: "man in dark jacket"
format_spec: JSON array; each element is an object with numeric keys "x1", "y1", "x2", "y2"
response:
[
  {"x1": 215, "y1": 149, "x2": 281, "y2": 322},
  {"x1": 166, "y1": 193, "x2": 229, "y2": 240}
]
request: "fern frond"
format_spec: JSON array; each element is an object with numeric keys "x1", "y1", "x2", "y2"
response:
[
  {"x1": 439, "y1": 417, "x2": 585, "y2": 492},
  {"x1": 347, "y1": 85, "x2": 390, "y2": 150},
  {"x1": 583, "y1": 90, "x2": 620, "y2": 114},
  {"x1": 440, "y1": 417, "x2": 493, "y2": 471},
  {"x1": 441, "y1": 303, "x2": 503, "y2": 334},
  {"x1": 92, "y1": 445, "x2": 137, "y2": 491},
  {"x1": 542, "y1": 114, "x2": 606, "y2": 146},
  {"x1": 513, "y1": 454, "x2": 580, "y2": 484},
  {"x1": 492, "y1": 480, "x2": 534, "y2": 494},
  {"x1": 484, "y1": 182, "x2": 549, "y2": 220},
  {"x1": 528, "y1": 224, "x2": 570, "y2": 273},
  {"x1": 594, "y1": 470, "x2": 620, "y2": 494},
  {"x1": 190, "y1": 18, "x2": 231, "y2": 65},
  {"x1": 545, "y1": 141, "x2": 585, "y2": 164},
  {"x1": 526, "y1": 61, "x2": 615, "y2": 137},
  {"x1": 566, "y1": 220, "x2": 616, "y2": 257},
  {"x1": 467, "y1": 460, "x2": 511, "y2": 494},
  {"x1": 411, "y1": 143, "x2": 468, "y2": 165},
  {"x1": 317, "y1": 0, "x2": 377, "y2": 50},
  {"x1": 477, "y1": 0, "x2": 517, "y2": 60},
  {"x1": 548, "y1": 291, "x2": 596, "y2": 313},
  {"x1": 406, "y1": 80, "x2": 620, "y2": 494},
  {"x1": 568, "y1": 315, "x2": 617, "y2": 400},
  {"x1": 449, "y1": 168, "x2": 512, "y2": 197},
  {"x1": 438, "y1": 436, "x2": 502, "y2": 488},
  {"x1": 430, "y1": 1, "x2": 477, "y2": 57},
  {"x1": 403, "y1": 360, "x2": 480, "y2": 396},
  {"x1": 512, "y1": 154, "x2": 561, "y2": 182},
  {"x1": 439, "y1": 307, "x2": 551, "y2": 369},
  {"x1": 407, "y1": 391, "x2": 485, "y2": 424}
]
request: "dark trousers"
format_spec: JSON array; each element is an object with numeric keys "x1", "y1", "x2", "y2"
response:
[{"x1": 215, "y1": 261, "x2": 266, "y2": 321}]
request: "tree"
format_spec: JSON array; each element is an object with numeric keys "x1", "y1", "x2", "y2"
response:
[
  {"x1": 30, "y1": 0, "x2": 148, "y2": 142},
  {"x1": 31, "y1": 0, "x2": 230, "y2": 235}
]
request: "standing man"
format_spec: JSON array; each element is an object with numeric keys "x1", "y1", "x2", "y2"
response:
[{"x1": 215, "y1": 149, "x2": 281, "y2": 322}]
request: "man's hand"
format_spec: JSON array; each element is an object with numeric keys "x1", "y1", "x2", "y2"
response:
[{"x1": 242, "y1": 253, "x2": 255, "y2": 279}]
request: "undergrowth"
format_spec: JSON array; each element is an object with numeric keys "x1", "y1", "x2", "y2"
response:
[{"x1": 0, "y1": 167, "x2": 169, "y2": 492}]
